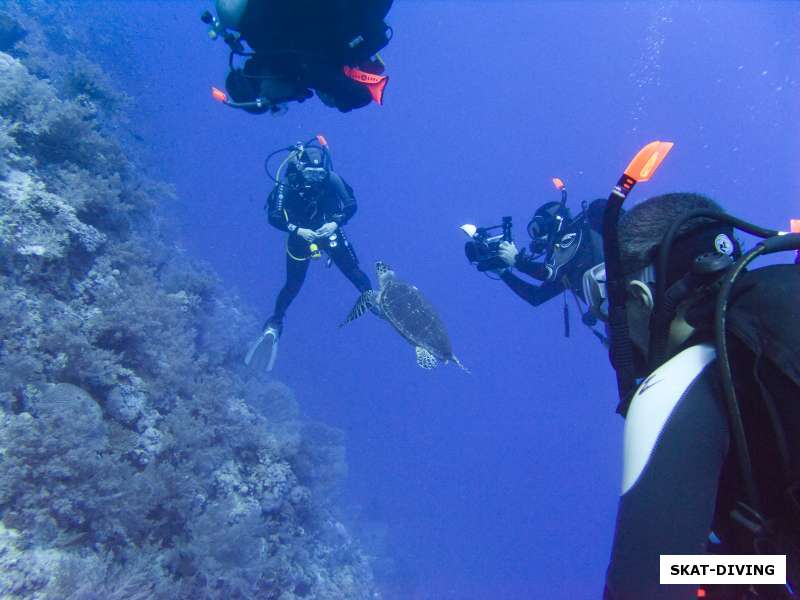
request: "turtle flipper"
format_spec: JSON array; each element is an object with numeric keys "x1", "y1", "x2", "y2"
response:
[
  {"x1": 415, "y1": 346, "x2": 439, "y2": 370},
  {"x1": 340, "y1": 290, "x2": 377, "y2": 327}
]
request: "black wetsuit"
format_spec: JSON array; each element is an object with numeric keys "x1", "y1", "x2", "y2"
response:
[
  {"x1": 266, "y1": 173, "x2": 371, "y2": 325},
  {"x1": 500, "y1": 220, "x2": 603, "y2": 307},
  {"x1": 225, "y1": 0, "x2": 393, "y2": 112},
  {"x1": 604, "y1": 266, "x2": 800, "y2": 599}
]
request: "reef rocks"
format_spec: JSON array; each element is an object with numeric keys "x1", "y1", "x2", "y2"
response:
[
  {"x1": 0, "y1": 5, "x2": 378, "y2": 599},
  {"x1": 0, "y1": 13, "x2": 26, "y2": 52}
]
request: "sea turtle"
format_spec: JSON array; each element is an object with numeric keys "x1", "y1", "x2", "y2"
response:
[{"x1": 341, "y1": 261, "x2": 468, "y2": 372}]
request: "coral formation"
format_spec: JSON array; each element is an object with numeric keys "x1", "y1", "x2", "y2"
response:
[{"x1": 0, "y1": 4, "x2": 378, "y2": 599}]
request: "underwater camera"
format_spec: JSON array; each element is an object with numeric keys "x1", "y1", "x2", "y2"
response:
[{"x1": 460, "y1": 217, "x2": 513, "y2": 272}]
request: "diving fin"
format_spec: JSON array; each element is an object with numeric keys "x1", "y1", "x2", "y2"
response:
[
  {"x1": 245, "y1": 326, "x2": 280, "y2": 372},
  {"x1": 343, "y1": 66, "x2": 388, "y2": 105}
]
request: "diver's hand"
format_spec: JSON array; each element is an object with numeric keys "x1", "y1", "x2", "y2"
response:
[
  {"x1": 497, "y1": 241, "x2": 519, "y2": 267},
  {"x1": 296, "y1": 228, "x2": 317, "y2": 243},
  {"x1": 315, "y1": 222, "x2": 339, "y2": 238}
]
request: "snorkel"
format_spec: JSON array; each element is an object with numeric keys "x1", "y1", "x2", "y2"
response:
[
  {"x1": 553, "y1": 177, "x2": 567, "y2": 207},
  {"x1": 793, "y1": 219, "x2": 800, "y2": 264},
  {"x1": 550, "y1": 177, "x2": 569, "y2": 248},
  {"x1": 601, "y1": 141, "x2": 674, "y2": 409},
  {"x1": 211, "y1": 86, "x2": 275, "y2": 112}
]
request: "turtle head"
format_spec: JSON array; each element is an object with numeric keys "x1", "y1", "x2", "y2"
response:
[{"x1": 375, "y1": 261, "x2": 395, "y2": 282}]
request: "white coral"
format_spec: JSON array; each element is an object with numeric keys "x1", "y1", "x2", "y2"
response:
[{"x1": 0, "y1": 169, "x2": 106, "y2": 259}]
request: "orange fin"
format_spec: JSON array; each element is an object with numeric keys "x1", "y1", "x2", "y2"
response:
[{"x1": 343, "y1": 66, "x2": 388, "y2": 105}]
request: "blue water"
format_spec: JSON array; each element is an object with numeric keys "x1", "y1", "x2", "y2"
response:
[{"x1": 86, "y1": 2, "x2": 800, "y2": 597}]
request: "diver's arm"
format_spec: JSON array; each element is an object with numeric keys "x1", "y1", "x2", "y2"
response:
[
  {"x1": 499, "y1": 270, "x2": 564, "y2": 307},
  {"x1": 267, "y1": 185, "x2": 294, "y2": 232},
  {"x1": 498, "y1": 242, "x2": 550, "y2": 281},
  {"x1": 514, "y1": 252, "x2": 550, "y2": 281},
  {"x1": 606, "y1": 345, "x2": 726, "y2": 599},
  {"x1": 327, "y1": 172, "x2": 357, "y2": 226}
]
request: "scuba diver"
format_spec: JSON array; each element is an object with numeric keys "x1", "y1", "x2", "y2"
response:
[
  {"x1": 245, "y1": 136, "x2": 373, "y2": 371},
  {"x1": 201, "y1": 0, "x2": 393, "y2": 114},
  {"x1": 588, "y1": 143, "x2": 800, "y2": 599},
  {"x1": 461, "y1": 180, "x2": 607, "y2": 341}
]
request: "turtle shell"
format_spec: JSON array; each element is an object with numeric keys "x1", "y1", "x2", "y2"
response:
[{"x1": 379, "y1": 278, "x2": 453, "y2": 360}]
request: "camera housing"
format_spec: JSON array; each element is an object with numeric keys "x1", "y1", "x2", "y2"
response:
[{"x1": 461, "y1": 217, "x2": 512, "y2": 272}]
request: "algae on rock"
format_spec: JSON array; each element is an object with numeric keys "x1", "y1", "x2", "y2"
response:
[{"x1": 0, "y1": 5, "x2": 378, "y2": 599}]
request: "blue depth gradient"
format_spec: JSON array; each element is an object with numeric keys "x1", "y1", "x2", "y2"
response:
[{"x1": 86, "y1": 2, "x2": 799, "y2": 597}]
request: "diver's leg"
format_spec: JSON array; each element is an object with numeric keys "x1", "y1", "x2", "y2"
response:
[
  {"x1": 269, "y1": 251, "x2": 310, "y2": 329},
  {"x1": 328, "y1": 232, "x2": 372, "y2": 293},
  {"x1": 605, "y1": 347, "x2": 729, "y2": 600}
]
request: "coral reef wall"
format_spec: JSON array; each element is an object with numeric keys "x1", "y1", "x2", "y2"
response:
[{"x1": 0, "y1": 4, "x2": 377, "y2": 599}]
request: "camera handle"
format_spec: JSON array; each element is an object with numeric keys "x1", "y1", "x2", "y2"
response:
[{"x1": 501, "y1": 216, "x2": 513, "y2": 243}]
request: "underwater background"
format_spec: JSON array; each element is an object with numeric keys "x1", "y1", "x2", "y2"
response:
[{"x1": 0, "y1": 1, "x2": 798, "y2": 598}]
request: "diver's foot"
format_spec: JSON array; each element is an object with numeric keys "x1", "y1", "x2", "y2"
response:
[
  {"x1": 245, "y1": 319, "x2": 282, "y2": 371},
  {"x1": 263, "y1": 317, "x2": 284, "y2": 337}
]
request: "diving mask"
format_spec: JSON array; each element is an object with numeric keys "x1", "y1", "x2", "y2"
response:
[{"x1": 300, "y1": 166, "x2": 329, "y2": 185}]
